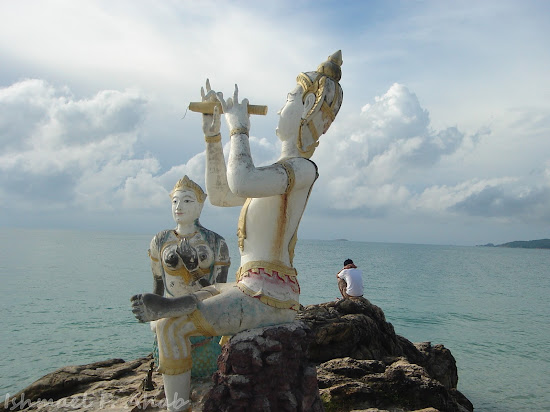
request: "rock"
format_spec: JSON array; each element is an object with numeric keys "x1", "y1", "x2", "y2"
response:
[
  {"x1": 317, "y1": 357, "x2": 471, "y2": 412},
  {"x1": 3, "y1": 298, "x2": 474, "y2": 411},
  {"x1": 297, "y1": 298, "x2": 473, "y2": 412},
  {"x1": 203, "y1": 321, "x2": 323, "y2": 412},
  {"x1": 297, "y1": 298, "x2": 420, "y2": 364},
  {"x1": 0, "y1": 354, "x2": 212, "y2": 412}
]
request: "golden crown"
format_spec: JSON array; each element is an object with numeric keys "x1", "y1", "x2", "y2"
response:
[
  {"x1": 169, "y1": 175, "x2": 207, "y2": 203},
  {"x1": 295, "y1": 50, "x2": 343, "y2": 158}
]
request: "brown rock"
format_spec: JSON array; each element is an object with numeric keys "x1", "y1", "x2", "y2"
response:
[
  {"x1": 317, "y1": 357, "x2": 471, "y2": 412},
  {"x1": 4, "y1": 298, "x2": 474, "y2": 412},
  {"x1": 0, "y1": 355, "x2": 212, "y2": 412},
  {"x1": 203, "y1": 321, "x2": 323, "y2": 412}
]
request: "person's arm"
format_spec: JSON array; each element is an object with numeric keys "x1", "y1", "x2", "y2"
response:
[{"x1": 202, "y1": 80, "x2": 246, "y2": 207}]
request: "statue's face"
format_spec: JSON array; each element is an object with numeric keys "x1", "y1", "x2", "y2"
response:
[
  {"x1": 276, "y1": 84, "x2": 305, "y2": 141},
  {"x1": 171, "y1": 189, "x2": 203, "y2": 226}
]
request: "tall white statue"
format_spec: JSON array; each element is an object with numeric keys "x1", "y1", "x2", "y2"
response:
[{"x1": 132, "y1": 51, "x2": 343, "y2": 411}]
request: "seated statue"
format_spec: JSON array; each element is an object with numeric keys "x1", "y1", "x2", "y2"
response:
[
  {"x1": 131, "y1": 51, "x2": 343, "y2": 412},
  {"x1": 147, "y1": 176, "x2": 230, "y2": 407}
]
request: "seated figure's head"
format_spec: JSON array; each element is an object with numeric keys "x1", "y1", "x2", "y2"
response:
[
  {"x1": 170, "y1": 176, "x2": 207, "y2": 226},
  {"x1": 296, "y1": 50, "x2": 344, "y2": 158}
]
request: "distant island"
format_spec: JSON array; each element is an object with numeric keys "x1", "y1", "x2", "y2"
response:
[{"x1": 477, "y1": 239, "x2": 550, "y2": 249}]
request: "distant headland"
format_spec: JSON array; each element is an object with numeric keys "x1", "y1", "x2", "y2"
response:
[{"x1": 477, "y1": 239, "x2": 550, "y2": 249}]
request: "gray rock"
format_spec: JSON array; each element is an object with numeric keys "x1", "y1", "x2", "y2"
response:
[{"x1": 3, "y1": 298, "x2": 474, "y2": 411}]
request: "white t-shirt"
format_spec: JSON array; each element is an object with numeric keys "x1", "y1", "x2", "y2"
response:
[{"x1": 337, "y1": 267, "x2": 364, "y2": 296}]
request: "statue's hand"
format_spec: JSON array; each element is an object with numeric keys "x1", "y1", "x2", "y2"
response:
[
  {"x1": 176, "y1": 238, "x2": 199, "y2": 271},
  {"x1": 201, "y1": 78, "x2": 221, "y2": 137},
  {"x1": 217, "y1": 84, "x2": 250, "y2": 133}
]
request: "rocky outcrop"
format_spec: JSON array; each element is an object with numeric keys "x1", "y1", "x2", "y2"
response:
[
  {"x1": 0, "y1": 355, "x2": 213, "y2": 412},
  {"x1": 298, "y1": 298, "x2": 472, "y2": 411},
  {"x1": 3, "y1": 298, "x2": 473, "y2": 412},
  {"x1": 316, "y1": 357, "x2": 471, "y2": 412}
]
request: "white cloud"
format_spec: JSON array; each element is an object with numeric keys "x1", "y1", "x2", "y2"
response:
[
  {"x1": 0, "y1": 79, "x2": 279, "y2": 218},
  {"x1": 311, "y1": 82, "x2": 550, "y2": 230},
  {"x1": 1, "y1": 1, "x2": 549, "y2": 244},
  {"x1": 0, "y1": 80, "x2": 151, "y2": 210}
]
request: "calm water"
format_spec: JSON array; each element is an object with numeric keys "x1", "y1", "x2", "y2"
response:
[{"x1": 0, "y1": 228, "x2": 548, "y2": 411}]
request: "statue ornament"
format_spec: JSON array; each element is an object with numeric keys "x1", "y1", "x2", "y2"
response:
[
  {"x1": 131, "y1": 51, "x2": 343, "y2": 411},
  {"x1": 296, "y1": 50, "x2": 344, "y2": 158}
]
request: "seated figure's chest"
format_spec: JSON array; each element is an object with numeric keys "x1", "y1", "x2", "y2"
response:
[{"x1": 160, "y1": 235, "x2": 215, "y2": 291}]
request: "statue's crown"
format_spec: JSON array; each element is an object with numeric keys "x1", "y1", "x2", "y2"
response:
[
  {"x1": 316, "y1": 50, "x2": 343, "y2": 82},
  {"x1": 170, "y1": 175, "x2": 207, "y2": 203},
  {"x1": 295, "y1": 50, "x2": 344, "y2": 158}
]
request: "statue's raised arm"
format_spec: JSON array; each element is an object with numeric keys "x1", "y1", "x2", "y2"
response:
[{"x1": 201, "y1": 80, "x2": 246, "y2": 207}]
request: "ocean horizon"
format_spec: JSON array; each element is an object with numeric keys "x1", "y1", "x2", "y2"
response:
[{"x1": 1, "y1": 227, "x2": 548, "y2": 411}]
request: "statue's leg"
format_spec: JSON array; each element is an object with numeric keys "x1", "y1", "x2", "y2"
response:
[
  {"x1": 155, "y1": 317, "x2": 196, "y2": 412},
  {"x1": 194, "y1": 284, "x2": 297, "y2": 335},
  {"x1": 163, "y1": 373, "x2": 191, "y2": 412},
  {"x1": 154, "y1": 285, "x2": 297, "y2": 411}
]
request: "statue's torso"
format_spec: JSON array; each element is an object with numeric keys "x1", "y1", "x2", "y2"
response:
[
  {"x1": 234, "y1": 158, "x2": 317, "y2": 310},
  {"x1": 240, "y1": 184, "x2": 312, "y2": 266},
  {"x1": 238, "y1": 157, "x2": 318, "y2": 268},
  {"x1": 151, "y1": 229, "x2": 219, "y2": 297}
]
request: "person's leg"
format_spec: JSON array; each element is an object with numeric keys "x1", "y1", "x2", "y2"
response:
[{"x1": 338, "y1": 277, "x2": 349, "y2": 299}]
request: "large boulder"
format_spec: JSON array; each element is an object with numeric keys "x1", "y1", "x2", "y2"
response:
[
  {"x1": 203, "y1": 321, "x2": 323, "y2": 412},
  {"x1": 317, "y1": 357, "x2": 471, "y2": 412},
  {"x1": 297, "y1": 298, "x2": 472, "y2": 411}
]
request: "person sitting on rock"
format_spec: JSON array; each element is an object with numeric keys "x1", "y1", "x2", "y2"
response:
[{"x1": 337, "y1": 258, "x2": 364, "y2": 299}]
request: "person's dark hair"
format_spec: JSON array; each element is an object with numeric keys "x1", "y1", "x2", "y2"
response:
[{"x1": 344, "y1": 258, "x2": 353, "y2": 266}]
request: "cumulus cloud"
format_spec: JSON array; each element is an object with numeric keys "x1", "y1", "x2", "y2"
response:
[
  {"x1": 1, "y1": 78, "x2": 548, "y2": 239},
  {"x1": 312, "y1": 83, "x2": 550, "y2": 225},
  {"x1": 0, "y1": 79, "x2": 279, "y2": 220},
  {"x1": 0, "y1": 79, "x2": 156, "y2": 211}
]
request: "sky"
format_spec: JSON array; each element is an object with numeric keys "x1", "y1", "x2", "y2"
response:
[{"x1": 1, "y1": 0, "x2": 549, "y2": 246}]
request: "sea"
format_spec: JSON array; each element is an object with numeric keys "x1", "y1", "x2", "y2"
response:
[{"x1": 0, "y1": 228, "x2": 548, "y2": 411}]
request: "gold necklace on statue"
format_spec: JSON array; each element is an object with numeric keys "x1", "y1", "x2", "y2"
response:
[{"x1": 173, "y1": 229, "x2": 198, "y2": 239}]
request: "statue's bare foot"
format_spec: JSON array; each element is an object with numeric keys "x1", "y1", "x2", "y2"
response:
[{"x1": 131, "y1": 293, "x2": 198, "y2": 323}]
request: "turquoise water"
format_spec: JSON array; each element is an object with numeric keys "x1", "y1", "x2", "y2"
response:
[{"x1": 0, "y1": 228, "x2": 549, "y2": 411}]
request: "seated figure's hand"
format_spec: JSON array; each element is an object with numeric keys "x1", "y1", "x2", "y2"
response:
[
  {"x1": 217, "y1": 84, "x2": 250, "y2": 134},
  {"x1": 201, "y1": 79, "x2": 221, "y2": 137},
  {"x1": 176, "y1": 238, "x2": 199, "y2": 271}
]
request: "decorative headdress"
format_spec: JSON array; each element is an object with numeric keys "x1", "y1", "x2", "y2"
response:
[
  {"x1": 169, "y1": 175, "x2": 207, "y2": 203},
  {"x1": 296, "y1": 50, "x2": 344, "y2": 158}
]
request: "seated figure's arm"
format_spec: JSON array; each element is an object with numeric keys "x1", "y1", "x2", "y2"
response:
[
  {"x1": 212, "y1": 238, "x2": 230, "y2": 284},
  {"x1": 202, "y1": 80, "x2": 246, "y2": 207},
  {"x1": 219, "y1": 86, "x2": 317, "y2": 198},
  {"x1": 148, "y1": 236, "x2": 164, "y2": 296}
]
